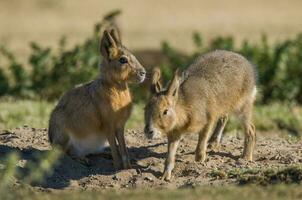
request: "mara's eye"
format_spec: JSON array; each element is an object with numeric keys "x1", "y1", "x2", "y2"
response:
[
  {"x1": 163, "y1": 109, "x2": 168, "y2": 116},
  {"x1": 119, "y1": 56, "x2": 128, "y2": 64}
]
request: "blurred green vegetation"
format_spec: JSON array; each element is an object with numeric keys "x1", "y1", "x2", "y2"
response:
[
  {"x1": 0, "y1": 98, "x2": 55, "y2": 130},
  {"x1": 227, "y1": 102, "x2": 302, "y2": 137},
  {"x1": 0, "y1": 10, "x2": 116, "y2": 100},
  {"x1": 0, "y1": 182, "x2": 301, "y2": 200},
  {"x1": 0, "y1": 150, "x2": 60, "y2": 199},
  {"x1": 161, "y1": 33, "x2": 302, "y2": 104},
  {"x1": 0, "y1": 11, "x2": 302, "y2": 104},
  {"x1": 0, "y1": 9, "x2": 301, "y2": 200}
]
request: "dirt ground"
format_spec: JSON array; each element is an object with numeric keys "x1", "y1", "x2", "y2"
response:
[{"x1": 0, "y1": 126, "x2": 301, "y2": 191}]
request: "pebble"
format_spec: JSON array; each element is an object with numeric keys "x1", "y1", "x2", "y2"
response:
[{"x1": 144, "y1": 176, "x2": 153, "y2": 182}]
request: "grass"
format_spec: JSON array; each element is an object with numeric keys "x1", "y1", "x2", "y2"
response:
[
  {"x1": 0, "y1": 98, "x2": 143, "y2": 130},
  {"x1": 227, "y1": 102, "x2": 302, "y2": 137},
  {"x1": 0, "y1": 184, "x2": 302, "y2": 200},
  {"x1": 125, "y1": 102, "x2": 145, "y2": 129},
  {"x1": 0, "y1": 98, "x2": 55, "y2": 130},
  {"x1": 0, "y1": 99, "x2": 302, "y2": 138}
]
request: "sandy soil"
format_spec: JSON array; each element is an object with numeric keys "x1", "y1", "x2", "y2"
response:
[{"x1": 0, "y1": 126, "x2": 301, "y2": 191}]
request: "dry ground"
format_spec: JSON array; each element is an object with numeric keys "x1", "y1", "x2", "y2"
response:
[
  {"x1": 1, "y1": 0, "x2": 302, "y2": 60},
  {"x1": 0, "y1": 126, "x2": 301, "y2": 190}
]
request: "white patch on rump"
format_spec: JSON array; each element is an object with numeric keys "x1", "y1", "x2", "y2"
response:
[
  {"x1": 68, "y1": 134, "x2": 109, "y2": 157},
  {"x1": 251, "y1": 87, "x2": 257, "y2": 100}
]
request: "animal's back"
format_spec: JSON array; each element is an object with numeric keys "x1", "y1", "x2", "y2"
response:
[{"x1": 181, "y1": 50, "x2": 256, "y2": 115}]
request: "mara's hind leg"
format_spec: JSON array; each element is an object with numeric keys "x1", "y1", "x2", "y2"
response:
[
  {"x1": 208, "y1": 115, "x2": 228, "y2": 151},
  {"x1": 48, "y1": 124, "x2": 90, "y2": 165},
  {"x1": 239, "y1": 101, "x2": 256, "y2": 161}
]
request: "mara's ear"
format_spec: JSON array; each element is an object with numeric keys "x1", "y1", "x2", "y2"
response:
[
  {"x1": 100, "y1": 30, "x2": 119, "y2": 60},
  {"x1": 110, "y1": 28, "x2": 121, "y2": 45},
  {"x1": 150, "y1": 67, "x2": 162, "y2": 94},
  {"x1": 166, "y1": 68, "x2": 181, "y2": 99}
]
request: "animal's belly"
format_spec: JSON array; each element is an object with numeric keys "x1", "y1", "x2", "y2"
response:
[{"x1": 68, "y1": 134, "x2": 108, "y2": 157}]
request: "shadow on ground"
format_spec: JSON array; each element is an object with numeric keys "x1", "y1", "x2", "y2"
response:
[{"x1": 0, "y1": 141, "x2": 166, "y2": 189}]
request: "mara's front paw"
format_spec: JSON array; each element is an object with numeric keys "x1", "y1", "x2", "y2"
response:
[
  {"x1": 195, "y1": 152, "x2": 207, "y2": 162},
  {"x1": 123, "y1": 161, "x2": 132, "y2": 170},
  {"x1": 161, "y1": 170, "x2": 172, "y2": 181},
  {"x1": 242, "y1": 153, "x2": 253, "y2": 162},
  {"x1": 113, "y1": 161, "x2": 123, "y2": 171}
]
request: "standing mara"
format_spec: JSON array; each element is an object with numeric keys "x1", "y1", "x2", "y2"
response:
[
  {"x1": 48, "y1": 29, "x2": 146, "y2": 170},
  {"x1": 144, "y1": 50, "x2": 257, "y2": 181}
]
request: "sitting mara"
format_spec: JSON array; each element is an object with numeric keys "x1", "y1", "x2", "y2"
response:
[{"x1": 48, "y1": 29, "x2": 146, "y2": 170}]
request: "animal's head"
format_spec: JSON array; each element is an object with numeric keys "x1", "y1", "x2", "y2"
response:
[
  {"x1": 144, "y1": 68, "x2": 182, "y2": 139},
  {"x1": 100, "y1": 29, "x2": 146, "y2": 84}
]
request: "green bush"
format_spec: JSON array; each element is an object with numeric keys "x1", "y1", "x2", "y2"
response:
[
  {"x1": 0, "y1": 10, "x2": 119, "y2": 100},
  {"x1": 0, "y1": 10, "x2": 302, "y2": 104},
  {"x1": 161, "y1": 33, "x2": 302, "y2": 104}
]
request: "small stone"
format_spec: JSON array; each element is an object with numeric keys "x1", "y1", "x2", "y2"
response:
[
  {"x1": 144, "y1": 176, "x2": 153, "y2": 182},
  {"x1": 112, "y1": 175, "x2": 119, "y2": 181}
]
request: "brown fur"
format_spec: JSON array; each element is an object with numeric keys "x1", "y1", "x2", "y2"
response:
[
  {"x1": 48, "y1": 29, "x2": 146, "y2": 170},
  {"x1": 144, "y1": 50, "x2": 257, "y2": 180}
]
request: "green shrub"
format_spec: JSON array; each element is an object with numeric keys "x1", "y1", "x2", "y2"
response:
[
  {"x1": 0, "y1": 10, "x2": 302, "y2": 104},
  {"x1": 0, "y1": 10, "x2": 119, "y2": 100},
  {"x1": 160, "y1": 33, "x2": 302, "y2": 104}
]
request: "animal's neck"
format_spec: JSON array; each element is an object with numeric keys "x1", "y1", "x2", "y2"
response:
[
  {"x1": 174, "y1": 97, "x2": 190, "y2": 132},
  {"x1": 93, "y1": 77, "x2": 132, "y2": 112},
  {"x1": 101, "y1": 77, "x2": 128, "y2": 92},
  {"x1": 99, "y1": 64, "x2": 128, "y2": 92}
]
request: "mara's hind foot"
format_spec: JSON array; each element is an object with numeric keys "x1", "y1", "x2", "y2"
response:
[
  {"x1": 161, "y1": 170, "x2": 172, "y2": 181},
  {"x1": 242, "y1": 123, "x2": 256, "y2": 161}
]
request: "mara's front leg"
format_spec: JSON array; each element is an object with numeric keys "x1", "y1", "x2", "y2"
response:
[
  {"x1": 195, "y1": 120, "x2": 215, "y2": 162},
  {"x1": 116, "y1": 128, "x2": 132, "y2": 169},
  {"x1": 106, "y1": 132, "x2": 123, "y2": 170},
  {"x1": 162, "y1": 134, "x2": 181, "y2": 181}
]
